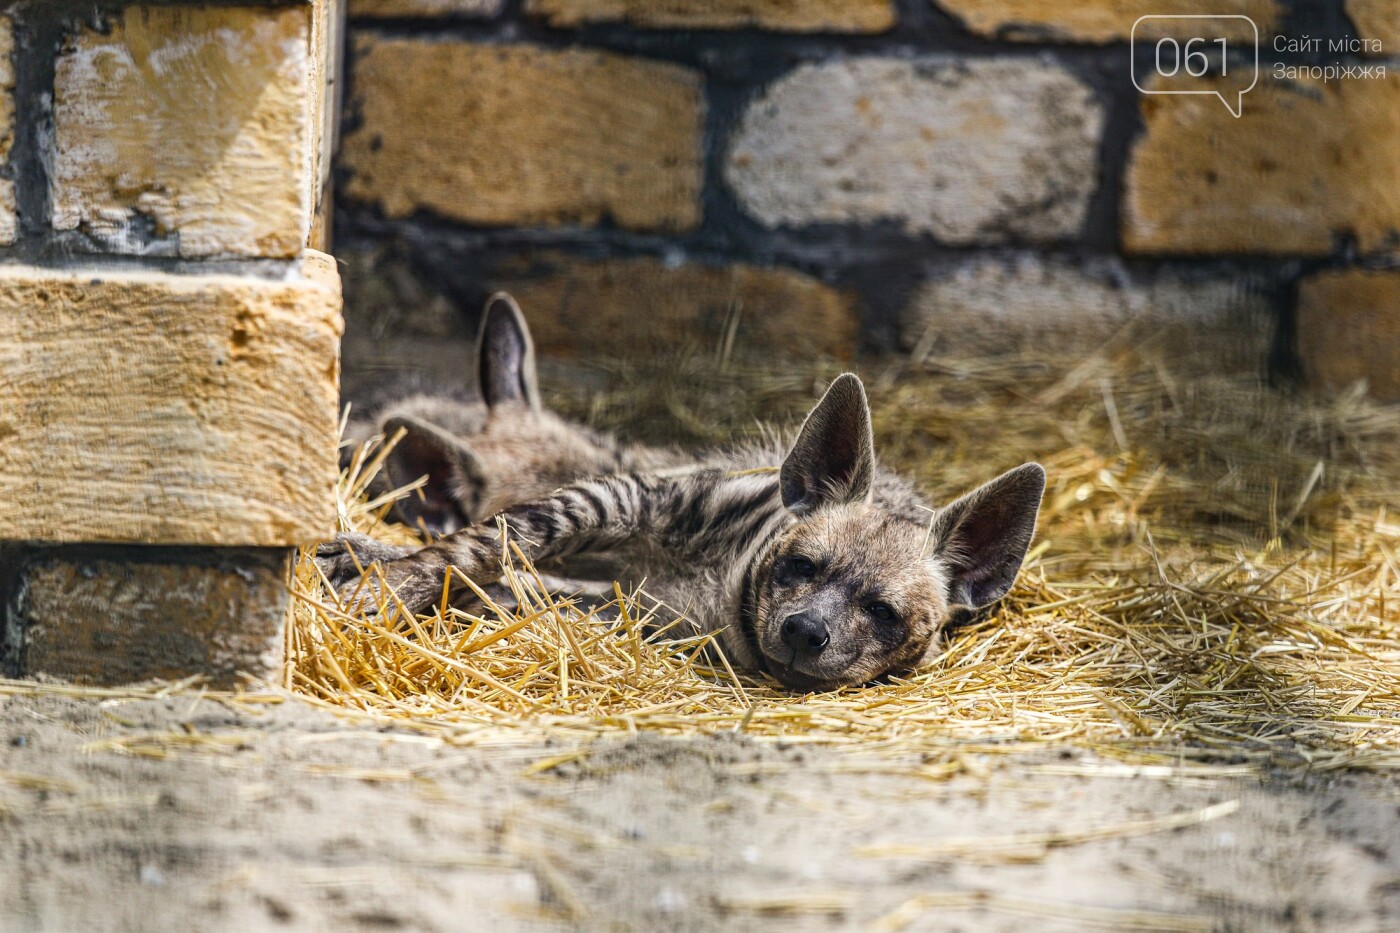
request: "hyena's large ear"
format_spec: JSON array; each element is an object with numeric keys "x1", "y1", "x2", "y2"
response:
[
  {"x1": 382, "y1": 415, "x2": 490, "y2": 535},
  {"x1": 476, "y1": 292, "x2": 541, "y2": 412},
  {"x1": 929, "y1": 463, "x2": 1046, "y2": 609},
  {"x1": 780, "y1": 373, "x2": 876, "y2": 515}
]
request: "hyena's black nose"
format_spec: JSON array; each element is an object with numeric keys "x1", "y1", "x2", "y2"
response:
[{"x1": 781, "y1": 612, "x2": 830, "y2": 656}]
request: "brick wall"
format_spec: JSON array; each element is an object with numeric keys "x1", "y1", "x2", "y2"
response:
[
  {"x1": 1, "y1": 1, "x2": 344, "y2": 685},
  {"x1": 335, "y1": 0, "x2": 1398, "y2": 400}
]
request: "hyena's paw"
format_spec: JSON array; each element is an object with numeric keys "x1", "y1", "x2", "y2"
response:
[
  {"x1": 313, "y1": 532, "x2": 416, "y2": 589},
  {"x1": 314, "y1": 534, "x2": 449, "y2": 618}
]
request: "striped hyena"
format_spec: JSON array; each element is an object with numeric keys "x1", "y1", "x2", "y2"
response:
[
  {"x1": 344, "y1": 293, "x2": 676, "y2": 535},
  {"x1": 319, "y1": 374, "x2": 1045, "y2": 691}
]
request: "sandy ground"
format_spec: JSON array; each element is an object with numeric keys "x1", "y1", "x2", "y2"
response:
[{"x1": 2, "y1": 690, "x2": 1398, "y2": 932}]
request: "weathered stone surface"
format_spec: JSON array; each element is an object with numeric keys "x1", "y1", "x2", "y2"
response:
[
  {"x1": 308, "y1": 0, "x2": 343, "y2": 251},
  {"x1": 349, "y1": 0, "x2": 503, "y2": 16},
  {"x1": 338, "y1": 246, "x2": 475, "y2": 399},
  {"x1": 0, "y1": 15, "x2": 12, "y2": 165},
  {"x1": 0, "y1": 255, "x2": 343, "y2": 546},
  {"x1": 488, "y1": 253, "x2": 859, "y2": 359},
  {"x1": 0, "y1": 544, "x2": 21, "y2": 677},
  {"x1": 526, "y1": 0, "x2": 893, "y2": 32},
  {"x1": 1297, "y1": 269, "x2": 1400, "y2": 401},
  {"x1": 52, "y1": 6, "x2": 314, "y2": 258},
  {"x1": 726, "y1": 57, "x2": 1103, "y2": 243},
  {"x1": 11, "y1": 548, "x2": 291, "y2": 687},
  {"x1": 0, "y1": 16, "x2": 15, "y2": 246},
  {"x1": 342, "y1": 41, "x2": 703, "y2": 232},
  {"x1": 900, "y1": 255, "x2": 1273, "y2": 363},
  {"x1": 1347, "y1": 0, "x2": 1400, "y2": 49},
  {"x1": 933, "y1": 0, "x2": 1278, "y2": 42},
  {"x1": 1125, "y1": 71, "x2": 1400, "y2": 256},
  {"x1": 0, "y1": 181, "x2": 16, "y2": 247}
]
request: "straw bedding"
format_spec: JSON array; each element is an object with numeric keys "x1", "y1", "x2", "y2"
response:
[{"x1": 288, "y1": 337, "x2": 1400, "y2": 772}]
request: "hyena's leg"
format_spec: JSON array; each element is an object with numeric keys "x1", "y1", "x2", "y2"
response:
[
  {"x1": 314, "y1": 532, "x2": 417, "y2": 567},
  {"x1": 317, "y1": 473, "x2": 687, "y2": 616}
]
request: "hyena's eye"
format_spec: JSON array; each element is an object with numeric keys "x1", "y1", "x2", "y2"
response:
[
  {"x1": 866, "y1": 601, "x2": 898, "y2": 624},
  {"x1": 783, "y1": 556, "x2": 817, "y2": 580}
]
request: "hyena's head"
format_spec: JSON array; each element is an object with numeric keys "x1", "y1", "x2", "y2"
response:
[
  {"x1": 751, "y1": 374, "x2": 1046, "y2": 691},
  {"x1": 382, "y1": 294, "x2": 631, "y2": 534}
]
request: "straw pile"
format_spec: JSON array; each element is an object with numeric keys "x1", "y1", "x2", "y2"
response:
[{"x1": 289, "y1": 335, "x2": 1400, "y2": 772}]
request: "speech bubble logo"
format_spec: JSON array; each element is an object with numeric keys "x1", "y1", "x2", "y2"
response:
[{"x1": 1131, "y1": 15, "x2": 1259, "y2": 117}]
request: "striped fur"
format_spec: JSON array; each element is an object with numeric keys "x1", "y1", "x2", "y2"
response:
[
  {"x1": 343, "y1": 293, "x2": 680, "y2": 535},
  {"x1": 320, "y1": 375, "x2": 1046, "y2": 691}
]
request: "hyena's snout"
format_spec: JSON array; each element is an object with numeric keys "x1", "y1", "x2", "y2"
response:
[{"x1": 780, "y1": 611, "x2": 831, "y2": 658}]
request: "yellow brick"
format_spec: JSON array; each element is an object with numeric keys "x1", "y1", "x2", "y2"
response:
[
  {"x1": 1124, "y1": 71, "x2": 1400, "y2": 255},
  {"x1": 52, "y1": 6, "x2": 314, "y2": 258},
  {"x1": 0, "y1": 255, "x2": 343, "y2": 546},
  {"x1": 341, "y1": 40, "x2": 703, "y2": 232},
  {"x1": 1297, "y1": 269, "x2": 1400, "y2": 401},
  {"x1": 900, "y1": 256, "x2": 1272, "y2": 368},
  {"x1": 350, "y1": 0, "x2": 503, "y2": 15},
  {"x1": 1347, "y1": 0, "x2": 1400, "y2": 49},
  {"x1": 487, "y1": 254, "x2": 858, "y2": 359},
  {"x1": 933, "y1": 0, "x2": 1279, "y2": 42},
  {"x1": 727, "y1": 57, "x2": 1101, "y2": 242},
  {"x1": 526, "y1": 0, "x2": 894, "y2": 32}
]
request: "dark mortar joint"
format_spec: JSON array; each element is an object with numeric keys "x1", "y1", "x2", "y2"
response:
[{"x1": 8, "y1": 4, "x2": 62, "y2": 255}]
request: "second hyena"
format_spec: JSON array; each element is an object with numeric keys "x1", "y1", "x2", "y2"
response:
[
  {"x1": 344, "y1": 293, "x2": 677, "y2": 535},
  {"x1": 319, "y1": 374, "x2": 1045, "y2": 691}
]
